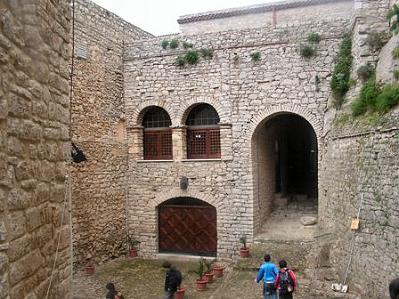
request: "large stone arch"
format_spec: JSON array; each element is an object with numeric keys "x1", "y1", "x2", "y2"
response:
[
  {"x1": 176, "y1": 98, "x2": 229, "y2": 126},
  {"x1": 248, "y1": 105, "x2": 321, "y2": 234},
  {"x1": 130, "y1": 100, "x2": 176, "y2": 127},
  {"x1": 245, "y1": 104, "x2": 323, "y2": 143},
  {"x1": 148, "y1": 187, "x2": 220, "y2": 212}
]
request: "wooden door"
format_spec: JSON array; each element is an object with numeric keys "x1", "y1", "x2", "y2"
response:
[{"x1": 158, "y1": 205, "x2": 217, "y2": 256}]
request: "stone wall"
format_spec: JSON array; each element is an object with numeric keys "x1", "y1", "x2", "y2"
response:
[
  {"x1": 319, "y1": 1, "x2": 399, "y2": 297},
  {"x1": 124, "y1": 17, "x2": 351, "y2": 258},
  {"x1": 0, "y1": 0, "x2": 71, "y2": 298},
  {"x1": 178, "y1": 1, "x2": 353, "y2": 34},
  {"x1": 70, "y1": 0, "x2": 152, "y2": 267},
  {"x1": 319, "y1": 116, "x2": 399, "y2": 298}
]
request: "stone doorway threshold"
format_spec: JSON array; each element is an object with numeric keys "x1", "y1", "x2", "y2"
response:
[
  {"x1": 155, "y1": 252, "x2": 216, "y2": 262},
  {"x1": 254, "y1": 200, "x2": 318, "y2": 242}
]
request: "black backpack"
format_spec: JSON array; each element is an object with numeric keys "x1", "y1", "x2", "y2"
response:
[{"x1": 279, "y1": 269, "x2": 294, "y2": 294}]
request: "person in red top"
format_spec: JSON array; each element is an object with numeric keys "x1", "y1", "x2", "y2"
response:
[{"x1": 274, "y1": 260, "x2": 297, "y2": 299}]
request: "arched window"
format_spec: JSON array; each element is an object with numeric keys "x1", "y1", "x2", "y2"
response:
[
  {"x1": 186, "y1": 104, "x2": 220, "y2": 159},
  {"x1": 142, "y1": 107, "x2": 172, "y2": 160}
]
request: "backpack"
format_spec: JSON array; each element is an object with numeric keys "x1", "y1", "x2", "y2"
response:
[{"x1": 279, "y1": 269, "x2": 294, "y2": 294}]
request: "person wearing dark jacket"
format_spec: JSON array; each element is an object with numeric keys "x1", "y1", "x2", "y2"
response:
[
  {"x1": 105, "y1": 283, "x2": 124, "y2": 299},
  {"x1": 390, "y1": 278, "x2": 399, "y2": 299},
  {"x1": 163, "y1": 261, "x2": 182, "y2": 299}
]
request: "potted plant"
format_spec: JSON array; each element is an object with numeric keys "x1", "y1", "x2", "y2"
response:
[
  {"x1": 128, "y1": 236, "x2": 141, "y2": 257},
  {"x1": 212, "y1": 263, "x2": 224, "y2": 278},
  {"x1": 239, "y1": 236, "x2": 250, "y2": 258},
  {"x1": 203, "y1": 259, "x2": 215, "y2": 283},
  {"x1": 84, "y1": 262, "x2": 95, "y2": 275},
  {"x1": 175, "y1": 286, "x2": 186, "y2": 299},
  {"x1": 190, "y1": 259, "x2": 207, "y2": 291}
]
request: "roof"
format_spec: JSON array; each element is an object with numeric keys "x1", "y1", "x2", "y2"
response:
[{"x1": 177, "y1": 0, "x2": 353, "y2": 24}]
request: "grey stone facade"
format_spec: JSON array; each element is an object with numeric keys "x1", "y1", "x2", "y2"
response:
[
  {"x1": 70, "y1": 0, "x2": 152, "y2": 268},
  {"x1": 124, "y1": 16, "x2": 351, "y2": 258},
  {"x1": 66, "y1": 0, "x2": 398, "y2": 297},
  {"x1": 0, "y1": 0, "x2": 72, "y2": 298}
]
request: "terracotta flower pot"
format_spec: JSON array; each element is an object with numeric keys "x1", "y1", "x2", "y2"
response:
[
  {"x1": 129, "y1": 248, "x2": 138, "y2": 257},
  {"x1": 85, "y1": 265, "x2": 95, "y2": 275},
  {"x1": 239, "y1": 247, "x2": 250, "y2": 258},
  {"x1": 212, "y1": 266, "x2": 224, "y2": 278},
  {"x1": 175, "y1": 287, "x2": 186, "y2": 299},
  {"x1": 203, "y1": 272, "x2": 214, "y2": 283},
  {"x1": 196, "y1": 279, "x2": 207, "y2": 291}
]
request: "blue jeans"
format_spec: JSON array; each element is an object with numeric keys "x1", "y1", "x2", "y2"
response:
[{"x1": 263, "y1": 283, "x2": 277, "y2": 299}]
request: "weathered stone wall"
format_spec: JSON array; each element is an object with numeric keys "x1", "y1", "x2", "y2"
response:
[
  {"x1": 179, "y1": 1, "x2": 353, "y2": 34},
  {"x1": 319, "y1": 116, "x2": 399, "y2": 298},
  {"x1": 319, "y1": 1, "x2": 399, "y2": 297},
  {"x1": 124, "y1": 17, "x2": 351, "y2": 258},
  {"x1": 0, "y1": 0, "x2": 71, "y2": 298},
  {"x1": 70, "y1": 0, "x2": 152, "y2": 267}
]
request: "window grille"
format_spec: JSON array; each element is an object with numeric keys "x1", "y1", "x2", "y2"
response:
[
  {"x1": 186, "y1": 104, "x2": 221, "y2": 159},
  {"x1": 142, "y1": 107, "x2": 172, "y2": 160},
  {"x1": 144, "y1": 130, "x2": 173, "y2": 160},
  {"x1": 187, "y1": 129, "x2": 221, "y2": 159}
]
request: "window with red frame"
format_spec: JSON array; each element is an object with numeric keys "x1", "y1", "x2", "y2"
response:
[
  {"x1": 186, "y1": 104, "x2": 220, "y2": 159},
  {"x1": 143, "y1": 107, "x2": 172, "y2": 160}
]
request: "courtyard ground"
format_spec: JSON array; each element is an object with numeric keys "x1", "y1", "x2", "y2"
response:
[{"x1": 72, "y1": 256, "x2": 359, "y2": 299}]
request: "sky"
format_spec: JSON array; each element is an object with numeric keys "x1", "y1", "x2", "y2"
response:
[{"x1": 91, "y1": 0, "x2": 276, "y2": 36}]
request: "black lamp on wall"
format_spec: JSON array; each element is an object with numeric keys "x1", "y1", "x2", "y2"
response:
[{"x1": 180, "y1": 176, "x2": 188, "y2": 190}]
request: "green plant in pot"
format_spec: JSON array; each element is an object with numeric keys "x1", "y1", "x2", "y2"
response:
[
  {"x1": 190, "y1": 259, "x2": 207, "y2": 291},
  {"x1": 128, "y1": 236, "x2": 141, "y2": 257},
  {"x1": 203, "y1": 259, "x2": 216, "y2": 283},
  {"x1": 239, "y1": 236, "x2": 250, "y2": 258}
]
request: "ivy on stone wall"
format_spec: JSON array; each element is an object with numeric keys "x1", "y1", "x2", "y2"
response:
[{"x1": 330, "y1": 34, "x2": 353, "y2": 108}]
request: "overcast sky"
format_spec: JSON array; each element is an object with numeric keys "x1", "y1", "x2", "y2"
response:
[{"x1": 90, "y1": 0, "x2": 276, "y2": 36}]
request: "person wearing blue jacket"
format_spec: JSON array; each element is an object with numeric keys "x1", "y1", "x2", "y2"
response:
[{"x1": 255, "y1": 254, "x2": 279, "y2": 299}]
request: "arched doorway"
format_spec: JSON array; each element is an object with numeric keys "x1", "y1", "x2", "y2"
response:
[
  {"x1": 158, "y1": 197, "x2": 217, "y2": 256},
  {"x1": 252, "y1": 113, "x2": 318, "y2": 231}
]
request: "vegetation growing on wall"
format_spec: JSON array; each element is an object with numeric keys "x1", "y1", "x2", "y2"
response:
[
  {"x1": 351, "y1": 76, "x2": 399, "y2": 116},
  {"x1": 185, "y1": 50, "x2": 200, "y2": 65},
  {"x1": 299, "y1": 32, "x2": 320, "y2": 58},
  {"x1": 170, "y1": 39, "x2": 179, "y2": 49},
  {"x1": 357, "y1": 63, "x2": 374, "y2": 82},
  {"x1": 330, "y1": 34, "x2": 353, "y2": 108},
  {"x1": 250, "y1": 52, "x2": 261, "y2": 62},
  {"x1": 161, "y1": 40, "x2": 169, "y2": 49},
  {"x1": 387, "y1": 4, "x2": 399, "y2": 34}
]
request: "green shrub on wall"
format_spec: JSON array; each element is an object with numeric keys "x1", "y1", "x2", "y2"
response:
[
  {"x1": 351, "y1": 78, "x2": 399, "y2": 116},
  {"x1": 176, "y1": 55, "x2": 186, "y2": 67},
  {"x1": 200, "y1": 48, "x2": 213, "y2": 59},
  {"x1": 330, "y1": 34, "x2": 353, "y2": 108},
  {"x1": 161, "y1": 40, "x2": 169, "y2": 49},
  {"x1": 387, "y1": 4, "x2": 399, "y2": 34},
  {"x1": 308, "y1": 32, "x2": 321, "y2": 44},
  {"x1": 300, "y1": 45, "x2": 316, "y2": 58},
  {"x1": 170, "y1": 39, "x2": 179, "y2": 49},
  {"x1": 357, "y1": 63, "x2": 375, "y2": 82},
  {"x1": 250, "y1": 52, "x2": 261, "y2": 62},
  {"x1": 185, "y1": 50, "x2": 199, "y2": 65}
]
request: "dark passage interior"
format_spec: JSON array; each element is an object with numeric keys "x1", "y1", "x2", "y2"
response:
[
  {"x1": 252, "y1": 112, "x2": 318, "y2": 233},
  {"x1": 270, "y1": 114, "x2": 318, "y2": 200}
]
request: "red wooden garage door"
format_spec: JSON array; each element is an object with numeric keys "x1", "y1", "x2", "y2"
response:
[{"x1": 159, "y1": 204, "x2": 217, "y2": 256}]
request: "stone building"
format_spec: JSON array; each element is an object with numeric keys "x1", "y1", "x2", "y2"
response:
[
  {"x1": 0, "y1": 0, "x2": 72, "y2": 298},
  {"x1": 1, "y1": 0, "x2": 396, "y2": 298}
]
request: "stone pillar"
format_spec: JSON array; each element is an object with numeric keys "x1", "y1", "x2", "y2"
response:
[
  {"x1": 172, "y1": 126, "x2": 187, "y2": 161},
  {"x1": 127, "y1": 126, "x2": 144, "y2": 159},
  {"x1": 220, "y1": 123, "x2": 233, "y2": 160}
]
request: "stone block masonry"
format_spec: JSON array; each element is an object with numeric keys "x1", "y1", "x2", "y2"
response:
[
  {"x1": 0, "y1": 0, "x2": 71, "y2": 298},
  {"x1": 124, "y1": 17, "x2": 351, "y2": 259},
  {"x1": 70, "y1": 0, "x2": 152, "y2": 268}
]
